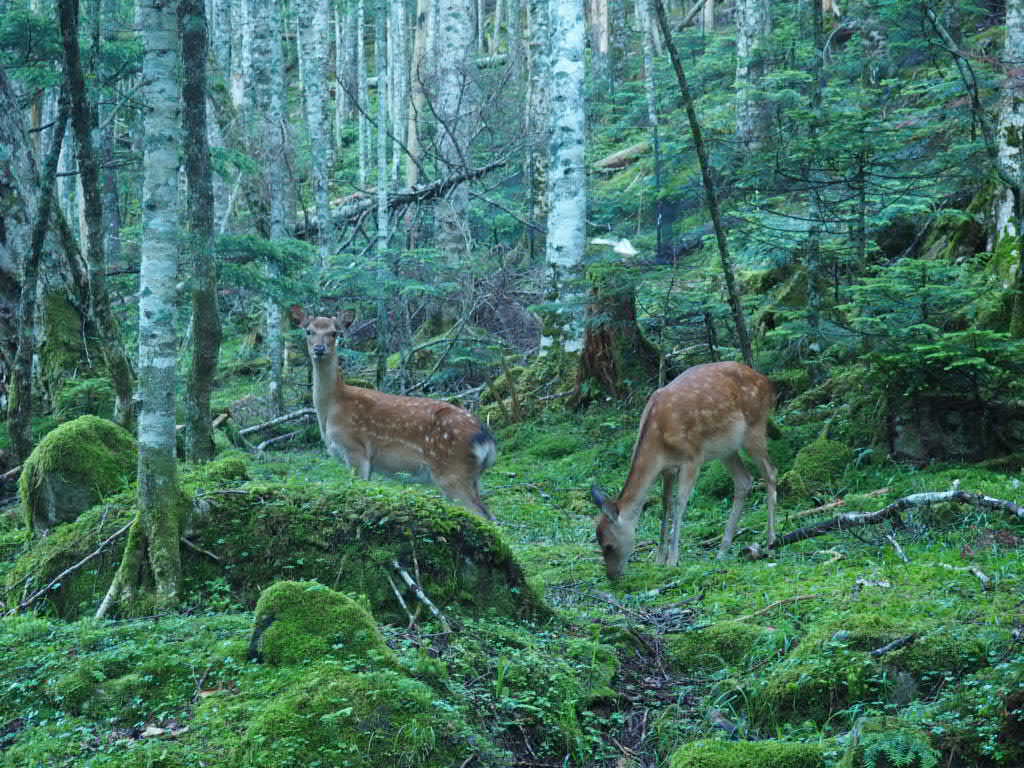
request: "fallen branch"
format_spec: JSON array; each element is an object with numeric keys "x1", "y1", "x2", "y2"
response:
[
  {"x1": 180, "y1": 537, "x2": 221, "y2": 563},
  {"x1": 933, "y1": 562, "x2": 993, "y2": 591},
  {"x1": 748, "y1": 490, "x2": 1024, "y2": 556},
  {"x1": 256, "y1": 429, "x2": 304, "y2": 452},
  {"x1": 239, "y1": 408, "x2": 316, "y2": 436},
  {"x1": 0, "y1": 464, "x2": 22, "y2": 485},
  {"x1": 791, "y1": 487, "x2": 891, "y2": 522},
  {"x1": 391, "y1": 559, "x2": 454, "y2": 633},
  {"x1": 7, "y1": 521, "x2": 131, "y2": 616},
  {"x1": 870, "y1": 633, "x2": 918, "y2": 657}
]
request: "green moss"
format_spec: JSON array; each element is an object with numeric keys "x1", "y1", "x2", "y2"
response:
[
  {"x1": 186, "y1": 482, "x2": 552, "y2": 623},
  {"x1": 201, "y1": 450, "x2": 250, "y2": 483},
  {"x1": 53, "y1": 378, "x2": 115, "y2": 421},
  {"x1": 38, "y1": 291, "x2": 87, "y2": 404},
  {"x1": 18, "y1": 415, "x2": 136, "y2": 531},
  {"x1": 251, "y1": 581, "x2": 398, "y2": 667},
  {"x1": 669, "y1": 738, "x2": 827, "y2": 768},
  {"x1": 665, "y1": 621, "x2": 778, "y2": 674},
  {"x1": 781, "y1": 437, "x2": 855, "y2": 500}
]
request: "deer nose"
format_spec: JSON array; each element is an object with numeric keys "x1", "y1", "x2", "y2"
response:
[{"x1": 313, "y1": 344, "x2": 326, "y2": 356}]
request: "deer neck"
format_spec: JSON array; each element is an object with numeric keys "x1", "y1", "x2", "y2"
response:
[{"x1": 311, "y1": 353, "x2": 347, "y2": 417}]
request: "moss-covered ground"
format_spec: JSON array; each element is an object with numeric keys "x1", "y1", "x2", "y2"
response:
[{"x1": 1, "y1": 397, "x2": 1022, "y2": 767}]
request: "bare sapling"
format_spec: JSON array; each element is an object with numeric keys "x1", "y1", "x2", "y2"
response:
[
  {"x1": 293, "y1": 307, "x2": 498, "y2": 521},
  {"x1": 591, "y1": 361, "x2": 777, "y2": 579}
]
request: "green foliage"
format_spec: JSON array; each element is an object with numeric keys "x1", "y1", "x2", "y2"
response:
[
  {"x1": 53, "y1": 378, "x2": 115, "y2": 422},
  {"x1": 782, "y1": 437, "x2": 856, "y2": 501}
]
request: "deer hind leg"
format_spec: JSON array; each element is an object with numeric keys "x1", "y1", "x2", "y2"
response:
[
  {"x1": 663, "y1": 463, "x2": 698, "y2": 567},
  {"x1": 657, "y1": 468, "x2": 678, "y2": 564},
  {"x1": 744, "y1": 424, "x2": 778, "y2": 546},
  {"x1": 719, "y1": 453, "x2": 753, "y2": 559}
]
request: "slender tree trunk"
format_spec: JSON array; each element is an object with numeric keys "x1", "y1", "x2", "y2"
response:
[
  {"x1": 11, "y1": 93, "x2": 68, "y2": 463},
  {"x1": 653, "y1": 0, "x2": 753, "y2": 366},
  {"x1": 59, "y1": 0, "x2": 137, "y2": 426},
  {"x1": 357, "y1": 0, "x2": 370, "y2": 186},
  {"x1": 375, "y1": 0, "x2": 391, "y2": 385},
  {"x1": 115, "y1": 0, "x2": 182, "y2": 614},
  {"x1": 735, "y1": 0, "x2": 772, "y2": 151},
  {"x1": 525, "y1": 0, "x2": 549, "y2": 260},
  {"x1": 543, "y1": 0, "x2": 587, "y2": 352},
  {"x1": 209, "y1": 0, "x2": 232, "y2": 78},
  {"x1": 298, "y1": 0, "x2": 334, "y2": 270},
  {"x1": 336, "y1": 0, "x2": 357, "y2": 137},
  {"x1": 434, "y1": 0, "x2": 478, "y2": 267},
  {"x1": 588, "y1": 0, "x2": 608, "y2": 84},
  {"x1": 702, "y1": 0, "x2": 714, "y2": 31},
  {"x1": 181, "y1": 0, "x2": 222, "y2": 461},
  {"x1": 250, "y1": 0, "x2": 289, "y2": 415},
  {"x1": 1000, "y1": 0, "x2": 1024, "y2": 336},
  {"x1": 100, "y1": 0, "x2": 122, "y2": 269},
  {"x1": 406, "y1": 0, "x2": 430, "y2": 186},
  {"x1": 638, "y1": 0, "x2": 665, "y2": 257},
  {"x1": 389, "y1": 0, "x2": 408, "y2": 184},
  {"x1": 230, "y1": 0, "x2": 250, "y2": 108}
]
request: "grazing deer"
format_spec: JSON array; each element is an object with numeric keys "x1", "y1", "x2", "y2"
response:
[
  {"x1": 591, "y1": 361, "x2": 777, "y2": 579},
  {"x1": 292, "y1": 307, "x2": 498, "y2": 521}
]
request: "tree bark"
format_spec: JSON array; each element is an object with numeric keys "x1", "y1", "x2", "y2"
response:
[
  {"x1": 357, "y1": 0, "x2": 370, "y2": 186},
  {"x1": 735, "y1": 0, "x2": 772, "y2": 151},
  {"x1": 999, "y1": 0, "x2": 1024, "y2": 336},
  {"x1": 406, "y1": 0, "x2": 431, "y2": 187},
  {"x1": 59, "y1": 0, "x2": 137, "y2": 427},
  {"x1": 543, "y1": 0, "x2": 587, "y2": 352},
  {"x1": 525, "y1": 0, "x2": 549, "y2": 259},
  {"x1": 181, "y1": 0, "x2": 222, "y2": 462},
  {"x1": 638, "y1": 0, "x2": 666, "y2": 257},
  {"x1": 11, "y1": 92, "x2": 69, "y2": 463},
  {"x1": 653, "y1": 0, "x2": 754, "y2": 366},
  {"x1": 375, "y1": 0, "x2": 391, "y2": 385}
]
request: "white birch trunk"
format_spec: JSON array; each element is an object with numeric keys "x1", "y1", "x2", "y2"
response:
[
  {"x1": 137, "y1": 0, "x2": 182, "y2": 605},
  {"x1": 995, "y1": 0, "x2": 1024, "y2": 247},
  {"x1": 209, "y1": 0, "x2": 233, "y2": 78},
  {"x1": 735, "y1": 0, "x2": 771, "y2": 151},
  {"x1": 298, "y1": 0, "x2": 334, "y2": 269},
  {"x1": 435, "y1": 0, "x2": 478, "y2": 266},
  {"x1": 230, "y1": 0, "x2": 250, "y2": 108},
  {"x1": 544, "y1": 0, "x2": 586, "y2": 352},
  {"x1": 336, "y1": 0, "x2": 358, "y2": 137},
  {"x1": 525, "y1": 0, "x2": 549, "y2": 257},
  {"x1": 250, "y1": 0, "x2": 289, "y2": 414},
  {"x1": 356, "y1": 0, "x2": 371, "y2": 186},
  {"x1": 406, "y1": 0, "x2": 431, "y2": 186},
  {"x1": 376, "y1": 0, "x2": 391, "y2": 374},
  {"x1": 389, "y1": 0, "x2": 409, "y2": 183}
]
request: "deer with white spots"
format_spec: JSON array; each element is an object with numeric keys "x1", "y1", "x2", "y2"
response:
[
  {"x1": 292, "y1": 307, "x2": 498, "y2": 521},
  {"x1": 591, "y1": 361, "x2": 777, "y2": 580}
]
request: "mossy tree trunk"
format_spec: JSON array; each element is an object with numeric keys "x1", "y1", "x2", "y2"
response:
[
  {"x1": 100, "y1": 0, "x2": 182, "y2": 617},
  {"x1": 571, "y1": 267, "x2": 660, "y2": 407},
  {"x1": 180, "y1": 0, "x2": 222, "y2": 462},
  {"x1": 10, "y1": 91, "x2": 69, "y2": 463},
  {"x1": 59, "y1": 0, "x2": 137, "y2": 429}
]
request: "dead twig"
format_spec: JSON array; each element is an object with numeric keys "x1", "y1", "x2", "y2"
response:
[
  {"x1": 733, "y1": 594, "x2": 820, "y2": 622},
  {"x1": 239, "y1": 408, "x2": 316, "y2": 436},
  {"x1": 7, "y1": 522, "x2": 131, "y2": 616},
  {"x1": 870, "y1": 633, "x2": 918, "y2": 657},
  {"x1": 391, "y1": 559, "x2": 454, "y2": 633}
]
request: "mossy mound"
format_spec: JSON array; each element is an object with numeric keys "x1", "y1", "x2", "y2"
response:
[
  {"x1": 249, "y1": 581, "x2": 399, "y2": 667},
  {"x1": 18, "y1": 415, "x2": 136, "y2": 532},
  {"x1": 747, "y1": 611, "x2": 999, "y2": 729},
  {"x1": 665, "y1": 621, "x2": 780, "y2": 674},
  {"x1": 669, "y1": 738, "x2": 827, "y2": 768},
  {"x1": 187, "y1": 481, "x2": 551, "y2": 623},
  {"x1": 781, "y1": 436, "x2": 855, "y2": 500}
]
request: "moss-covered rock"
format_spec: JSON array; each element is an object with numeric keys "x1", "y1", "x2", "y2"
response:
[
  {"x1": 249, "y1": 581, "x2": 398, "y2": 667},
  {"x1": 781, "y1": 437, "x2": 855, "y2": 500},
  {"x1": 18, "y1": 415, "x2": 136, "y2": 532},
  {"x1": 669, "y1": 738, "x2": 827, "y2": 768},
  {"x1": 665, "y1": 621, "x2": 779, "y2": 674},
  {"x1": 187, "y1": 482, "x2": 552, "y2": 623}
]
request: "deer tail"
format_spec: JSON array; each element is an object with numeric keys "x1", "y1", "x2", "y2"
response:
[{"x1": 471, "y1": 425, "x2": 498, "y2": 471}]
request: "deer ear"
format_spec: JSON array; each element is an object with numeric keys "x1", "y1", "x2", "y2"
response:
[
  {"x1": 337, "y1": 309, "x2": 355, "y2": 331},
  {"x1": 289, "y1": 305, "x2": 308, "y2": 327},
  {"x1": 591, "y1": 484, "x2": 618, "y2": 521}
]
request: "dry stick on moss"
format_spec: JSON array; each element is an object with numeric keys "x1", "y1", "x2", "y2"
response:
[
  {"x1": 391, "y1": 559, "x2": 453, "y2": 633},
  {"x1": 0, "y1": 465, "x2": 21, "y2": 485},
  {"x1": 180, "y1": 537, "x2": 221, "y2": 562},
  {"x1": 7, "y1": 522, "x2": 132, "y2": 616},
  {"x1": 733, "y1": 594, "x2": 820, "y2": 623},
  {"x1": 790, "y1": 487, "x2": 892, "y2": 522},
  {"x1": 885, "y1": 533, "x2": 910, "y2": 563},
  {"x1": 238, "y1": 407, "x2": 316, "y2": 436},
  {"x1": 256, "y1": 429, "x2": 304, "y2": 452},
  {"x1": 933, "y1": 562, "x2": 993, "y2": 591},
  {"x1": 386, "y1": 572, "x2": 417, "y2": 628},
  {"x1": 747, "y1": 490, "x2": 1024, "y2": 558}
]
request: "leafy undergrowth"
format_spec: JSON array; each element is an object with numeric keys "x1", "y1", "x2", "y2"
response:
[{"x1": 1, "y1": 404, "x2": 1023, "y2": 767}]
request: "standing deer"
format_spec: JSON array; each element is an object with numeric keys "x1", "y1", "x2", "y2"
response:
[
  {"x1": 293, "y1": 307, "x2": 498, "y2": 521},
  {"x1": 591, "y1": 361, "x2": 777, "y2": 579}
]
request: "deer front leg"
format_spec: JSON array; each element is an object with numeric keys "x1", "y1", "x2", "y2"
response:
[
  {"x1": 665, "y1": 463, "x2": 698, "y2": 567},
  {"x1": 719, "y1": 453, "x2": 753, "y2": 559}
]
